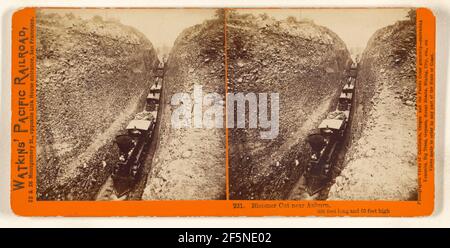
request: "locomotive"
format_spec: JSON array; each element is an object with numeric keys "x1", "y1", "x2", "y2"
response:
[
  {"x1": 305, "y1": 66, "x2": 356, "y2": 195},
  {"x1": 112, "y1": 70, "x2": 163, "y2": 196},
  {"x1": 112, "y1": 118, "x2": 156, "y2": 196}
]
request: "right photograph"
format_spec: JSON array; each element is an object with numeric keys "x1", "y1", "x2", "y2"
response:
[{"x1": 227, "y1": 8, "x2": 418, "y2": 201}]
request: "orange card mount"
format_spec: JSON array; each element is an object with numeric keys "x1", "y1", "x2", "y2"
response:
[{"x1": 11, "y1": 7, "x2": 435, "y2": 216}]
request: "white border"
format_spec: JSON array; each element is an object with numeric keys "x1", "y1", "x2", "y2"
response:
[{"x1": 0, "y1": 0, "x2": 448, "y2": 228}]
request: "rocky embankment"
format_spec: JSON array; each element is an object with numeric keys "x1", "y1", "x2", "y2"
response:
[
  {"x1": 142, "y1": 16, "x2": 226, "y2": 200},
  {"x1": 329, "y1": 15, "x2": 417, "y2": 200},
  {"x1": 36, "y1": 11, "x2": 159, "y2": 200},
  {"x1": 227, "y1": 13, "x2": 352, "y2": 200}
]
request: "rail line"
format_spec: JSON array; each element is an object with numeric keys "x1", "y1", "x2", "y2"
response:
[
  {"x1": 95, "y1": 61, "x2": 165, "y2": 201},
  {"x1": 289, "y1": 63, "x2": 358, "y2": 200}
]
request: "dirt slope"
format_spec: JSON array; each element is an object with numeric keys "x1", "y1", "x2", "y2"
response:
[
  {"x1": 36, "y1": 11, "x2": 159, "y2": 200},
  {"x1": 329, "y1": 16, "x2": 417, "y2": 200},
  {"x1": 142, "y1": 17, "x2": 226, "y2": 200},
  {"x1": 227, "y1": 13, "x2": 352, "y2": 200}
]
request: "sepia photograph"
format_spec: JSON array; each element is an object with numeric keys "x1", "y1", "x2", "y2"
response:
[
  {"x1": 36, "y1": 8, "x2": 226, "y2": 201},
  {"x1": 227, "y1": 8, "x2": 418, "y2": 201}
]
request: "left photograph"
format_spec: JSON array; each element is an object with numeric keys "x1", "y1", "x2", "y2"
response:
[{"x1": 36, "y1": 8, "x2": 226, "y2": 201}]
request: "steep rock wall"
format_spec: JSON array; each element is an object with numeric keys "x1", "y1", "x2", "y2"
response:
[
  {"x1": 142, "y1": 18, "x2": 226, "y2": 200},
  {"x1": 329, "y1": 16, "x2": 417, "y2": 200},
  {"x1": 36, "y1": 12, "x2": 159, "y2": 200}
]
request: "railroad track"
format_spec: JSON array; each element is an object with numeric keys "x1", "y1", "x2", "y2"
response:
[
  {"x1": 95, "y1": 64, "x2": 165, "y2": 201},
  {"x1": 289, "y1": 64, "x2": 358, "y2": 200}
]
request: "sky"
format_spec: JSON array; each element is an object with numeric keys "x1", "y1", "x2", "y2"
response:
[
  {"x1": 42, "y1": 8, "x2": 217, "y2": 48},
  {"x1": 43, "y1": 8, "x2": 409, "y2": 52}
]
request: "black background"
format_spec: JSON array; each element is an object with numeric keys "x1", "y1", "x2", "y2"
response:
[{"x1": 0, "y1": 228, "x2": 447, "y2": 247}]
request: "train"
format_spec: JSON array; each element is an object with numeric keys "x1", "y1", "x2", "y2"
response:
[
  {"x1": 304, "y1": 63, "x2": 357, "y2": 195},
  {"x1": 111, "y1": 63, "x2": 164, "y2": 196}
]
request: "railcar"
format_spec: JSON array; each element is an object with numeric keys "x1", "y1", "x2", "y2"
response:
[
  {"x1": 111, "y1": 68, "x2": 163, "y2": 196},
  {"x1": 112, "y1": 119, "x2": 155, "y2": 196},
  {"x1": 304, "y1": 66, "x2": 357, "y2": 195}
]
